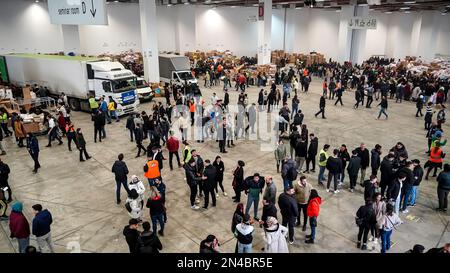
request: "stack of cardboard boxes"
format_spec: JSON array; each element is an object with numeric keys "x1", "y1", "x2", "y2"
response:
[{"x1": 270, "y1": 50, "x2": 326, "y2": 66}]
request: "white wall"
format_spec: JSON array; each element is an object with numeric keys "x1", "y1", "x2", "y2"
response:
[{"x1": 1, "y1": 0, "x2": 449, "y2": 62}]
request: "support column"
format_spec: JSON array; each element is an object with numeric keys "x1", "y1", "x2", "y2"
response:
[
  {"x1": 139, "y1": 0, "x2": 160, "y2": 83},
  {"x1": 175, "y1": 5, "x2": 196, "y2": 55},
  {"x1": 350, "y1": 6, "x2": 369, "y2": 64},
  {"x1": 61, "y1": 25, "x2": 81, "y2": 55},
  {"x1": 257, "y1": 0, "x2": 272, "y2": 65},
  {"x1": 415, "y1": 11, "x2": 439, "y2": 61},
  {"x1": 337, "y1": 5, "x2": 354, "y2": 63}
]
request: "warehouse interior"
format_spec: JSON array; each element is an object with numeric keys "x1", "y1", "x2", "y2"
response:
[{"x1": 0, "y1": 0, "x2": 449, "y2": 254}]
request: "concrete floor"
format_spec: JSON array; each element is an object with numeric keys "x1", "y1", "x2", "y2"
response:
[{"x1": 0, "y1": 77, "x2": 449, "y2": 253}]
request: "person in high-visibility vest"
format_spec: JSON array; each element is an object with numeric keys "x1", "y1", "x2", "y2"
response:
[
  {"x1": 88, "y1": 96, "x2": 99, "y2": 113},
  {"x1": 182, "y1": 141, "x2": 192, "y2": 165},
  {"x1": 189, "y1": 99, "x2": 195, "y2": 126},
  {"x1": 143, "y1": 158, "x2": 161, "y2": 186},
  {"x1": 425, "y1": 143, "x2": 445, "y2": 180},
  {"x1": 0, "y1": 110, "x2": 12, "y2": 137},
  {"x1": 108, "y1": 96, "x2": 119, "y2": 122},
  {"x1": 318, "y1": 144, "x2": 330, "y2": 185}
]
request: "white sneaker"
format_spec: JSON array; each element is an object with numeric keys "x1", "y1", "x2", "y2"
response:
[
  {"x1": 349, "y1": 189, "x2": 354, "y2": 193},
  {"x1": 369, "y1": 237, "x2": 374, "y2": 242},
  {"x1": 195, "y1": 199, "x2": 200, "y2": 204},
  {"x1": 326, "y1": 189, "x2": 331, "y2": 193},
  {"x1": 223, "y1": 192, "x2": 228, "y2": 197},
  {"x1": 334, "y1": 190, "x2": 340, "y2": 194},
  {"x1": 191, "y1": 205, "x2": 200, "y2": 210},
  {"x1": 216, "y1": 193, "x2": 219, "y2": 198},
  {"x1": 402, "y1": 209, "x2": 409, "y2": 214}
]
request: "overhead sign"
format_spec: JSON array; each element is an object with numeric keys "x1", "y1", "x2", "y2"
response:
[
  {"x1": 48, "y1": 0, "x2": 108, "y2": 25},
  {"x1": 348, "y1": 17, "x2": 377, "y2": 29}
]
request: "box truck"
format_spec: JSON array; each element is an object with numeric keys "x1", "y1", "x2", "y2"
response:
[
  {"x1": 0, "y1": 54, "x2": 140, "y2": 116},
  {"x1": 159, "y1": 54, "x2": 197, "y2": 86}
]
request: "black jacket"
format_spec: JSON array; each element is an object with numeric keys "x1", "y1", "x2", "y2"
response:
[
  {"x1": 233, "y1": 166, "x2": 244, "y2": 190},
  {"x1": 319, "y1": 96, "x2": 326, "y2": 108},
  {"x1": 363, "y1": 180, "x2": 377, "y2": 201},
  {"x1": 137, "y1": 231, "x2": 163, "y2": 253},
  {"x1": 277, "y1": 193, "x2": 298, "y2": 218},
  {"x1": 213, "y1": 161, "x2": 224, "y2": 182},
  {"x1": 356, "y1": 204, "x2": 376, "y2": 228},
  {"x1": 146, "y1": 196, "x2": 166, "y2": 216},
  {"x1": 295, "y1": 140, "x2": 308, "y2": 158},
  {"x1": 387, "y1": 179, "x2": 402, "y2": 200},
  {"x1": 326, "y1": 156, "x2": 343, "y2": 174},
  {"x1": 203, "y1": 165, "x2": 217, "y2": 190},
  {"x1": 396, "y1": 167, "x2": 413, "y2": 189},
  {"x1": 289, "y1": 131, "x2": 300, "y2": 147},
  {"x1": 371, "y1": 149, "x2": 381, "y2": 170},
  {"x1": 93, "y1": 112, "x2": 106, "y2": 128},
  {"x1": 224, "y1": 93, "x2": 230, "y2": 105},
  {"x1": 123, "y1": 226, "x2": 140, "y2": 253},
  {"x1": 184, "y1": 164, "x2": 202, "y2": 187},
  {"x1": 380, "y1": 157, "x2": 394, "y2": 185},
  {"x1": 338, "y1": 150, "x2": 351, "y2": 168},
  {"x1": 355, "y1": 147, "x2": 370, "y2": 168},
  {"x1": 308, "y1": 137, "x2": 319, "y2": 157},
  {"x1": 347, "y1": 156, "x2": 361, "y2": 176},
  {"x1": 111, "y1": 160, "x2": 129, "y2": 182},
  {"x1": 261, "y1": 203, "x2": 278, "y2": 225},
  {"x1": 0, "y1": 162, "x2": 10, "y2": 185},
  {"x1": 412, "y1": 165, "x2": 424, "y2": 186}
]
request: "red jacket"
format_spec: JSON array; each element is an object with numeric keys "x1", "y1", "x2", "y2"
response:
[
  {"x1": 9, "y1": 212, "x2": 31, "y2": 239},
  {"x1": 167, "y1": 136, "x2": 180, "y2": 153},
  {"x1": 307, "y1": 197, "x2": 322, "y2": 217},
  {"x1": 58, "y1": 115, "x2": 66, "y2": 128}
]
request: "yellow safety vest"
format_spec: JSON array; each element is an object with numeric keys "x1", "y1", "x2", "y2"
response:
[
  {"x1": 318, "y1": 149, "x2": 329, "y2": 167},
  {"x1": 183, "y1": 146, "x2": 192, "y2": 164},
  {"x1": 89, "y1": 98, "x2": 99, "y2": 109},
  {"x1": 0, "y1": 113, "x2": 7, "y2": 123}
]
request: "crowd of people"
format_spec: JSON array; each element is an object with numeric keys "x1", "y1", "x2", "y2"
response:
[{"x1": 0, "y1": 56, "x2": 449, "y2": 254}]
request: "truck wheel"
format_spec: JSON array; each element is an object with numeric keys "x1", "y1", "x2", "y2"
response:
[{"x1": 69, "y1": 98, "x2": 81, "y2": 111}]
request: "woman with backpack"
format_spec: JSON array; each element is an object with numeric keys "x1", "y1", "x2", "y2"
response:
[{"x1": 380, "y1": 203, "x2": 402, "y2": 253}]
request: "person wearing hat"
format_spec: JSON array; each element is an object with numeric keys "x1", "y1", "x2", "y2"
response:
[
  {"x1": 9, "y1": 201, "x2": 30, "y2": 253},
  {"x1": 263, "y1": 216, "x2": 289, "y2": 253},
  {"x1": 199, "y1": 234, "x2": 220, "y2": 253},
  {"x1": 122, "y1": 218, "x2": 140, "y2": 253},
  {"x1": 232, "y1": 161, "x2": 245, "y2": 203}
]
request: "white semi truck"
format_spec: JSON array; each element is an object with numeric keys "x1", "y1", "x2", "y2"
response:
[
  {"x1": 0, "y1": 54, "x2": 140, "y2": 116},
  {"x1": 159, "y1": 54, "x2": 197, "y2": 86}
]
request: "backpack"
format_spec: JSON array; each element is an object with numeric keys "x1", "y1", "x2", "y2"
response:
[{"x1": 286, "y1": 166, "x2": 298, "y2": 181}]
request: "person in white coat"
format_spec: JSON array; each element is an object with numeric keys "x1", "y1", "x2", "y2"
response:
[
  {"x1": 264, "y1": 216, "x2": 289, "y2": 253},
  {"x1": 125, "y1": 189, "x2": 143, "y2": 221},
  {"x1": 128, "y1": 175, "x2": 145, "y2": 201}
]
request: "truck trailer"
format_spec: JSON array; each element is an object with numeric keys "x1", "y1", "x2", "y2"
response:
[{"x1": 0, "y1": 54, "x2": 140, "y2": 116}]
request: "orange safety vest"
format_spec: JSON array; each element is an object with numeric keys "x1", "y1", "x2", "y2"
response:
[
  {"x1": 303, "y1": 69, "x2": 309, "y2": 76},
  {"x1": 144, "y1": 160, "x2": 161, "y2": 179},
  {"x1": 429, "y1": 148, "x2": 443, "y2": 163},
  {"x1": 189, "y1": 102, "x2": 195, "y2": 113}
]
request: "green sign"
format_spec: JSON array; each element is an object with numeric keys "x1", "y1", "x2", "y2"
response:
[{"x1": 0, "y1": 56, "x2": 9, "y2": 83}]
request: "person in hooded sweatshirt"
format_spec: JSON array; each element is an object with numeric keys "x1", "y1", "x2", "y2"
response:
[
  {"x1": 305, "y1": 189, "x2": 322, "y2": 244},
  {"x1": 123, "y1": 218, "x2": 140, "y2": 253},
  {"x1": 235, "y1": 214, "x2": 254, "y2": 253},
  {"x1": 128, "y1": 175, "x2": 145, "y2": 202},
  {"x1": 32, "y1": 204, "x2": 54, "y2": 253},
  {"x1": 347, "y1": 150, "x2": 361, "y2": 192},
  {"x1": 264, "y1": 216, "x2": 289, "y2": 253},
  {"x1": 125, "y1": 189, "x2": 143, "y2": 222},
  {"x1": 136, "y1": 221, "x2": 163, "y2": 253},
  {"x1": 9, "y1": 201, "x2": 30, "y2": 253}
]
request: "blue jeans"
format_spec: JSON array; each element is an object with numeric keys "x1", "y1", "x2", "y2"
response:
[
  {"x1": 377, "y1": 107, "x2": 388, "y2": 119},
  {"x1": 238, "y1": 242, "x2": 252, "y2": 253},
  {"x1": 109, "y1": 110, "x2": 119, "y2": 121},
  {"x1": 18, "y1": 237, "x2": 30, "y2": 253},
  {"x1": 381, "y1": 229, "x2": 393, "y2": 253},
  {"x1": 291, "y1": 106, "x2": 298, "y2": 118},
  {"x1": 283, "y1": 179, "x2": 292, "y2": 191},
  {"x1": 310, "y1": 217, "x2": 317, "y2": 240},
  {"x1": 409, "y1": 186, "x2": 418, "y2": 206},
  {"x1": 395, "y1": 196, "x2": 401, "y2": 214},
  {"x1": 318, "y1": 166, "x2": 326, "y2": 183},
  {"x1": 151, "y1": 213, "x2": 165, "y2": 234},
  {"x1": 116, "y1": 180, "x2": 130, "y2": 202},
  {"x1": 401, "y1": 187, "x2": 413, "y2": 211},
  {"x1": 245, "y1": 194, "x2": 260, "y2": 219}
]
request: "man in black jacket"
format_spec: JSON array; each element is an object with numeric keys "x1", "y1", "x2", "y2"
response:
[
  {"x1": 0, "y1": 159, "x2": 12, "y2": 203},
  {"x1": 371, "y1": 144, "x2": 382, "y2": 176},
  {"x1": 387, "y1": 173, "x2": 406, "y2": 214},
  {"x1": 278, "y1": 187, "x2": 298, "y2": 244},
  {"x1": 289, "y1": 126, "x2": 300, "y2": 159},
  {"x1": 184, "y1": 159, "x2": 206, "y2": 210},
  {"x1": 380, "y1": 154, "x2": 395, "y2": 197},
  {"x1": 338, "y1": 144, "x2": 350, "y2": 184},
  {"x1": 123, "y1": 218, "x2": 140, "y2": 253},
  {"x1": 355, "y1": 143, "x2": 370, "y2": 185},
  {"x1": 356, "y1": 200, "x2": 376, "y2": 250},
  {"x1": 136, "y1": 221, "x2": 163, "y2": 253},
  {"x1": 295, "y1": 137, "x2": 308, "y2": 173},
  {"x1": 111, "y1": 153, "x2": 130, "y2": 204},
  {"x1": 409, "y1": 159, "x2": 423, "y2": 207},
  {"x1": 314, "y1": 94, "x2": 326, "y2": 119},
  {"x1": 305, "y1": 134, "x2": 318, "y2": 173},
  {"x1": 326, "y1": 149, "x2": 343, "y2": 193},
  {"x1": 260, "y1": 198, "x2": 278, "y2": 229},
  {"x1": 93, "y1": 110, "x2": 106, "y2": 143},
  {"x1": 398, "y1": 162, "x2": 414, "y2": 213},
  {"x1": 363, "y1": 175, "x2": 378, "y2": 201},
  {"x1": 202, "y1": 160, "x2": 217, "y2": 209}
]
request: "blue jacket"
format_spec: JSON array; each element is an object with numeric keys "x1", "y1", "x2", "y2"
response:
[
  {"x1": 32, "y1": 210, "x2": 53, "y2": 237},
  {"x1": 437, "y1": 171, "x2": 450, "y2": 190},
  {"x1": 100, "y1": 101, "x2": 108, "y2": 112},
  {"x1": 27, "y1": 136, "x2": 39, "y2": 155}
]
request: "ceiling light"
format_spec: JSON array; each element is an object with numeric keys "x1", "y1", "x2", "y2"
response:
[
  {"x1": 114, "y1": 0, "x2": 119, "y2": 2},
  {"x1": 253, "y1": 4, "x2": 259, "y2": 6},
  {"x1": 184, "y1": 2, "x2": 189, "y2": 4},
  {"x1": 231, "y1": 6, "x2": 236, "y2": 8},
  {"x1": 35, "y1": 0, "x2": 39, "y2": 2},
  {"x1": 336, "y1": 9, "x2": 341, "y2": 12},
  {"x1": 442, "y1": 13, "x2": 447, "y2": 15},
  {"x1": 404, "y1": 11, "x2": 410, "y2": 13},
  {"x1": 385, "y1": 11, "x2": 392, "y2": 14},
  {"x1": 296, "y1": 7, "x2": 302, "y2": 10},
  {"x1": 167, "y1": 4, "x2": 172, "y2": 6},
  {"x1": 403, "y1": 1, "x2": 415, "y2": 4},
  {"x1": 358, "y1": 4, "x2": 368, "y2": 6},
  {"x1": 400, "y1": 7, "x2": 410, "y2": 10}
]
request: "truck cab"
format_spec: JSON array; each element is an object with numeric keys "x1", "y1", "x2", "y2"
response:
[
  {"x1": 87, "y1": 61, "x2": 139, "y2": 116},
  {"x1": 135, "y1": 77, "x2": 154, "y2": 102}
]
